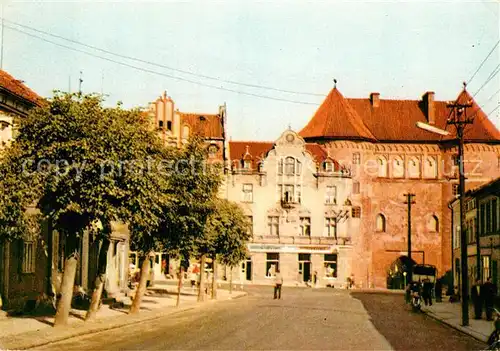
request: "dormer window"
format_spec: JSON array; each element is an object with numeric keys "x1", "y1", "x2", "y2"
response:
[
  {"x1": 323, "y1": 161, "x2": 334, "y2": 172},
  {"x1": 243, "y1": 160, "x2": 252, "y2": 170}
]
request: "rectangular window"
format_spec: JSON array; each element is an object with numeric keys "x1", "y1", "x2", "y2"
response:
[
  {"x1": 324, "y1": 217, "x2": 336, "y2": 237},
  {"x1": 267, "y1": 216, "x2": 279, "y2": 236},
  {"x1": 277, "y1": 184, "x2": 283, "y2": 202},
  {"x1": 492, "y1": 198, "x2": 498, "y2": 232},
  {"x1": 243, "y1": 160, "x2": 251, "y2": 170},
  {"x1": 483, "y1": 256, "x2": 491, "y2": 280},
  {"x1": 352, "y1": 206, "x2": 361, "y2": 218},
  {"x1": 325, "y1": 186, "x2": 337, "y2": 205},
  {"x1": 480, "y1": 203, "x2": 486, "y2": 236},
  {"x1": 295, "y1": 185, "x2": 302, "y2": 204},
  {"x1": 22, "y1": 241, "x2": 35, "y2": 274},
  {"x1": 247, "y1": 216, "x2": 253, "y2": 235},
  {"x1": 284, "y1": 184, "x2": 294, "y2": 202},
  {"x1": 324, "y1": 254, "x2": 337, "y2": 278},
  {"x1": 353, "y1": 153, "x2": 360, "y2": 165},
  {"x1": 278, "y1": 159, "x2": 283, "y2": 175},
  {"x1": 242, "y1": 184, "x2": 253, "y2": 203},
  {"x1": 486, "y1": 201, "x2": 492, "y2": 233},
  {"x1": 353, "y1": 181, "x2": 360, "y2": 194},
  {"x1": 299, "y1": 217, "x2": 311, "y2": 236},
  {"x1": 167, "y1": 121, "x2": 172, "y2": 131},
  {"x1": 266, "y1": 253, "x2": 279, "y2": 277}
]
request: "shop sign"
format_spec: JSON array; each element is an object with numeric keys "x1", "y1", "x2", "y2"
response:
[{"x1": 247, "y1": 244, "x2": 335, "y2": 253}]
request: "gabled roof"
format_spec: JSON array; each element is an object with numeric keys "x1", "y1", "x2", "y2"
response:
[
  {"x1": 229, "y1": 140, "x2": 338, "y2": 170},
  {"x1": 0, "y1": 70, "x2": 41, "y2": 105},
  {"x1": 300, "y1": 88, "x2": 376, "y2": 141},
  {"x1": 300, "y1": 87, "x2": 500, "y2": 143},
  {"x1": 179, "y1": 113, "x2": 223, "y2": 139}
]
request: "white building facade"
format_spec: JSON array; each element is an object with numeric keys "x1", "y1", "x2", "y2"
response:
[{"x1": 225, "y1": 129, "x2": 358, "y2": 287}]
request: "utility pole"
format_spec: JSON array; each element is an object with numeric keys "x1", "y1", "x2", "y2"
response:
[
  {"x1": 447, "y1": 83, "x2": 474, "y2": 327},
  {"x1": 404, "y1": 193, "x2": 416, "y2": 283},
  {"x1": 78, "y1": 71, "x2": 83, "y2": 94}
]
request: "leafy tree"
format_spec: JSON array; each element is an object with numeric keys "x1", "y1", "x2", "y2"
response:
[
  {"x1": 0, "y1": 92, "x2": 166, "y2": 325},
  {"x1": 208, "y1": 199, "x2": 251, "y2": 295},
  {"x1": 160, "y1": 137, "x2": 223, "y2": 305}
]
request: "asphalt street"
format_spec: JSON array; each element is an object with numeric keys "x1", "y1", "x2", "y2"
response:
[{"x1": 37, "y1": 286, "x2": 486, "y2": 351}]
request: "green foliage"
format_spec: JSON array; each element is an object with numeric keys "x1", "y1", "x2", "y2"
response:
[
  {"x1": 159, "y1": 136, "x2": 223, "y2": 258},
  {"x1": 0, "y1": 91, "x2": 167, "y2": 245},
  {"x1": 204, "y1": 199, "x2": 251, "y2": 267}
]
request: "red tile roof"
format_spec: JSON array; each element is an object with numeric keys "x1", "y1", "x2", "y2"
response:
[
  {"x1": 0, "y1": 70, "x2": 41, "y2": 105},
  {"x1": 179, "y1": 113, "x2": 223, "y2": 139},
  {"x1": 300, "y1": 88, "x2": 500, "y2": 143},
  {"x1": 300, "y1": 88, "x2": 376, "y2": 141}
]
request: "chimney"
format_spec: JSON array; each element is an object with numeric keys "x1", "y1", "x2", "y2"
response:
[
  {"x1": 370, "y1": 93, "x2": 380, "y2": 108},
  {"x1": 423, "y1": 91, "x2": 435, "y2": 124}
]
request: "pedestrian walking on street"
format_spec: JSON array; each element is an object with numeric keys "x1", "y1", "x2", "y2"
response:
[
  {"x1": 471, "y1": 279, "x2": 483, "y2": 319},
  {"x1": 435, "y1": 278, "x2": 443, "y2": 302},
  {"x1": 422, "y1": 278, "x2": 433, "y2": 306},
  {"x1": 274, "y1": 269, "x2": 283, "y2": 299},
  {"x1": 483, "y1": 277, "x2": 498, "y2": 321}
]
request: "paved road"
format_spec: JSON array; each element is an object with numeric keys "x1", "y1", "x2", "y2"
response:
[
  {"x1": 352, "y1": 292, "x2": 486, "y2": 351},
  {"x1": 38, "y1": 286, "x2": 485, "y2": 350}
]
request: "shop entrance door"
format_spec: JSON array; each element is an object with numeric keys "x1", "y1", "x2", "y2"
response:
[{"x1": 298, "y1": 253, "x2": 311, "y2": 282}]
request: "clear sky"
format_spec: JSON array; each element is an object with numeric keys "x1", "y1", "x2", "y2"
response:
[{"x1": 4, "y1": 0, "x2": 500, "y2": 141}]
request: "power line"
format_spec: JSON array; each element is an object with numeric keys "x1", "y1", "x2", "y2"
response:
[
  {"x1": 472, "y1": 64, "x2": 500, "y2": 97},
  {"x1": 4, "y1": 18, "x2": 326, "y2": 98},
  {"x1": 6, "y1": 25, "x2": 320, "y2": 106},
  {"x1": 467, "y1": 39, "x2": 500, "y2": 85}
]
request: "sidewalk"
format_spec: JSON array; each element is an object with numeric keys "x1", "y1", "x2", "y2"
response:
[
  {"x1": 422, "y1": 301, "x2": 494, "y2": 342},
  {"x1": 0, "y1": 286, "x2": 246, "y2": 350}
]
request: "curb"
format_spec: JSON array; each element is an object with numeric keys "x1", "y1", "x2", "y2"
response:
[
  {"x1": 1, "y1": 292, "x2": 247, "y2": 350},
  {"x1": 421, "y1": 309, "x2": 488, "y2": 344}
]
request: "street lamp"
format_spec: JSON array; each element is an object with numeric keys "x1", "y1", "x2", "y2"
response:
[
  {"x1": 403, "y1": 271, "x2": 407, "y2": 288},
  {"x1": 416, "y1": 94, "x2": 474, "y2": 326}
]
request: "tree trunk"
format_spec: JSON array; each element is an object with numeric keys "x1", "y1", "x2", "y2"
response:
[
  {"x1": 211, "y1": 257, "x2": 217, "y2": 299},
  {"x1": 198, "y1": 255, "x2": 206, "y2": 302},
  {"x1": 176, "y1": 265, "x2": 183, "y2": 307},
  {"x1": 229, "y1": 266, "x2": 233, "y2": 295},
  {"x1": 54, "y1": 252, "x2": 79, "y2": 327},
  {"x1": 85, "y1": 238, "x2": 110, "y2": 321},
  {"x1": 129, "y1": 254, "x2": 150, "y2": 314}
]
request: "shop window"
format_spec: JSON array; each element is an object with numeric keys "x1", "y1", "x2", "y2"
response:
[
  {"x1": 299, "y1": 217, "x2": 311, "y2": 237},
  {"x1": 242, "y1": 184, "x2": 253, "y2": 203},
  {"x1": 267, "y1": 216, "x2": 279, "y2": 236},
  {"x1": 324, "y1": 254, "x2": 337, "y2": 278},
  {"x1": 266, "y1": 253, "x2": 279, "y2": 277},
  {"x1": 22, "y1": 241, "x2": 36, "y2": 273},
  {"x1": 483, "y1": 256, "x2": 491, "y2": 280}
]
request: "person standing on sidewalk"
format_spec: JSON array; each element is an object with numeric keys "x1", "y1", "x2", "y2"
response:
[
  {"x1": 483, "y1": 277, "x2": 498, "y2": 321},
  {"x1": 274, "y1": 269, "x2": 283, "y2": 299},
  {"x1": 471, "y1": 279, "x2": 483, "y2": 319}
]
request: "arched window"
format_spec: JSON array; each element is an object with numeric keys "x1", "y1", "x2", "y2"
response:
[
  {"x1": 376, "y1": 214, "x2": 386, "y2": 232},
  {"x1": 392, "y1": 156, "x2": 404, "y2": 178},
  {"x1": 182, "y1": 125, "x2": 190, "y2": 139},
  {"x1": 428, "y1": 215, "x2": 439, "y2": 232},
  {"x1": 377, "y1": 156, "x2": 388, "y2": 177},
  {"x1": 424, "y1": 156, "x2": 438, "y2": 179},
  {"x1": 408, "y1": 157, "x2": 421, "y2": 178},
  {"x1": 285, "y1": 157, "x2": 295, "y2": 175}
]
